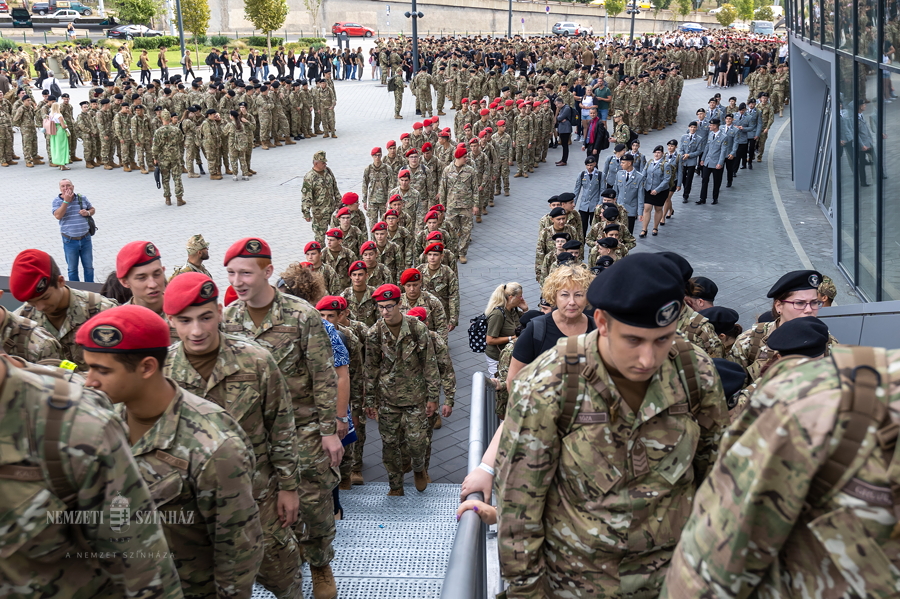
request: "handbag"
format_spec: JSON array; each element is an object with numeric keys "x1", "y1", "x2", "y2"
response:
[{"x1": 76, "y1": 195, "x2": 97, "y2": 236}]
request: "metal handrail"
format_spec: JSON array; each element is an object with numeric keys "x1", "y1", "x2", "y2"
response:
[{"x1": 441, "y1": 372, "x2": 498, "y2": 599}]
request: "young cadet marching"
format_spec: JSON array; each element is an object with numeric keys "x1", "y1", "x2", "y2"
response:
[
  {"x1": 11, "y1": 249, "x2": 117, "y2": 371},
  {"x1": 399, "y1": 267, "x2": 449, "y2": 342},
  {"x1": 162, "y1": 273, "x2": 304, "y2": 599},
  {"x1": 0, "y1": 350, "x2": 183, "y2": 599},
  {"x1": 496, "y1": 253, "x2": 728, "y2": 598},
  {"x1": 365, "y1": 284, "x2": 440, "y2": 495},
  {"x1": 438, "y1": 145, "x2": 479, "y2": 264},
  {"x1": 77, "y1": 304, "x2": 264, "y2": 599},
  {"x1": 660, "y1": 252, "x2": 725, "y2": 359},
  {"x1": 221, "y1": 237, "x2": 342, "y2": 599},
  {"x1": 116, "y1": 241, "x2": 179, "y2": 343},
  {"x1": 417, "y1": 242, "x2": 460, "y2": 332}
]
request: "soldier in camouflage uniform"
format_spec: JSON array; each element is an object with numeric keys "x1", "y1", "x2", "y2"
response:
[
  {"x1": 112, "y1": 103, "x2": 135, "y2": 171},
  {"x1": 361, "y1": 240, "x2": 395, "y2": 289},
  {"x1": 75, "y1": 101, "x2": 97, "y2": 168},
  {"x1": 151, "y1": 110, "x2": 186, "y2": 206},
  {"x1": 76, "y1": 304, "x2": 264, "y2": 599},
  {"x1": 493, "y1": 120, "x2": 512, "y2": 196},
  {"x1": 199, "y1": 109, "x2": 224, "y2": 180},
  {"x1": 496, "y1": 254, "x2": 728, "y2": 598},
  {"x1": 363, "y1": 147, "x2": 395, "y2": 227},
  {"x1": 755, "y1": 92, "x2": 775, "y2": 162},
  {"x1": 130, "y1": 104, "x2": 152, "y2": 174},
  {"x1": 13, "y1": 96, "x2": 41, "y2": 166},
  {"x1": 11, "y1": 249, "x2": 117, "y2": 371},
  {"x1": 315, "y1": 79, "x2": 337, "y2": 138},
  {"x1": 323, "y1": 229, "x2": 357, "y2": 292},
  {"x1": 660, "y1": 252, "x2": 725, "y2": 359},
  {"x1": 399, "y1": 267, "x2": 448, "y2": 342},
  {"x1": 96, "y1": 99, "x2": 115, "y2": 168},
  {"x1": 163, "y1": 273, "x2": 304, "y2": 599},
  {"x1": 662, "y1": 344, "x2": 900, "y2": 598},
  {"x1": 512, "y1": 102, "x2": 532, "y2": 177},
  {"x1": 417, "y1": 243, "x2": 460, "y2": 330},
  {"x1": 181, "y1": 106, "x2": 204, "y2": 178},
  {"x1": 535, "y1": 208, "x2": 581, "y2": 282},
  {"x1": 302, "y1": 151, "x2": 342, "y2": 244},
  {"x1": 438, "y1": 147, "x2": 479, "y2": 263},
  {"x1": 0, "y1": 296, "x2": 62, "y2": 362},
  {"x1": 365, "y1": 284, "x2": 440, "y2": 495},
  {"x1": 0, "y1": 355, "x2": 183, "y2": 599},
  {"x1": 222, "y1": 238, "x2": 342, "y2": 597},
  {"x1": 340, "y1": 261, "x2": 378, "y2": 327},
  {"x1": 305, "y1": 241, "x2": 342, "y2": 296},
  {"x1": 168, "y1": 233, "x2": 212, "y2": 282}
]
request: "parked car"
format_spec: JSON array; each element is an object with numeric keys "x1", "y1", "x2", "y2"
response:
[
  {"x1": 750, "y1": 19, "x2": 775, "y2": 34},
  {"x1": 589, "y1": 0, "x2": 605, "y2": 5},
  {"x1": 679, "y1": 22, "x2": 708, "y2": 32},
  {"x1": 551, "y1": 22, "x2": 587, "y2": 36},
  {"x1": 50, "y1": 9, "x2": 80, "y2": 21},
  {"x1": 708, "y1": 6, "x2": 723, "y2": 14},
  {"x1": 107, "y1": 24, "x2": 164, "y2": 39},
  {"x1": 11, "y1": 7, "x2": 32, "y2": 26},
  {"x1": 729, "y1": 22, "x2": 750, "y2": 31},
  {"x1": 331, "y1": 22, "x2": 375, "y2": 37},
  {"x1": 0, "y1": 2, "x2": 9, "y2": 13},
  {"x1": 628, "y1": 1, "x2": 655, "y2": 8},
  {"x1": 32, "y1": 1, "x2": 93, "y2": 15}
]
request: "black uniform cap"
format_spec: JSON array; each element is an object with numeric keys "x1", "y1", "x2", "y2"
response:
[
  {"x1": 767, "y1": 270, "x2": 823, "y2": 298},
  {"x1": 585, "y1": 155, "x2": 597, "y2": 164},
  {"x1": 601, "y1": 188, "x2": 617, "y2": 199},
  {"x1": 557, "y1": 192, "x2": 576, "y2": 204},
  {"x1": 700, "y1": 306, "x2": 739, "y2": 336},
  {"x1": 765, "y1": 316, "x2": 830, "y2": 357},
  {"x1": 597, "y1": 237, "x2": 618, "y2": 248},
  {"x1": 659, "y1": 251, "x2": 692, "y2": 284},
  {"x1": 691, "y1": 276, "x2": 718, "y2": 302},
  {"x1": 712, "y1": 358, "x2": 748, "y2": 401},
  {"x1": 549, "y1": 207, "x2": 566, "y2": 218},
  {"x1": 562, "y1": 240, "x2": 582, "y2": 251},
  {"x1": 557, "y1": 252, "x2": 575, "y2": 265},
  {"x1": 602, "y1": 206, "x2": 619, "y2": 220},
  {"x1": 546, "y1": 195, "x2": 560, "y2": 204},
  {"x1": 603, "y1": 223, "x2": 620, "y2": 232},
  {"x1": 206, "y1": 108, "x2": 218, "y2": 115},
  {"x1": 551, "y1": 232, "x2": 572, "y2": 241},
  {"x1": 587, "y1": 253, "x2": 684, "y2": 329}
]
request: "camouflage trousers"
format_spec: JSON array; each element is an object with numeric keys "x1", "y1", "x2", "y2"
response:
[
  {"x1": 289, "y1": 107, "x2": 301, "y2": 137},
  {"x1": 419, "y1": 91, "x2": 433, "y2": 117},
  {"x1": 259, "y1": 113, "x2": 273, "y2": 144},
  {"x1": 771, "y1": 91, "x2": 784, "y2": 110},
  {"x1": 496, "y1": 157, "x2": 510, "y2": 193},
  {"x1": 379, "y1": 402, "x2": 429, "y2": 490},
  {"x1": 311, "y1": 211, "x2": 332, "y2": 244},
  {"x1": 256, "y1": 485, "x2": 303, "y2": 599},
  {"x1": 68, "y1": 126, "x2": 78, "y2": 160},
  {"x1": 435, "y1": 85, "x2": 446, "y2": 112},
  {"x1": 380, "y1": 64, "x2": 389, "y2": 85},
  {"x1": 479, "y1": 184, "x2": 491, "y2": 212},
  {"x1": 229, "y1": 147, "x2": 250, "y2": 177},
  {"x1": 300, "y1": 108, "x2": 313, "y2": 137},
  {"x1": 99, "y1": 134, "x2": 112, "y2": 163},
  {"x1": 292, "y1": 420, "x2": 338, "y2": 568},
  {"x1": 202, "y1": 143, "x2": 222, "y2": 175},
  {"x1": 668, "y1": 94, "x2": 679, "y2": 123},
  {"x1": 273, "y1": 109, "x2": 289, "y2": 139},
  {"x1": 313, "y1": 107, "x2": 323, "y2": 133},
  {"x1": 185, "y1": 139, "x2": 202, "y2": 173},
  {"x1": 514, "y1": 143, "x2": 530, "y2": 172},
  {"x1": 321, "y1": 108, "x2": 336, "y2": 134},
  {"x1": 756, "y1": 129, "x2": 769, "y2": 159},
  {"x1": 366, "y1": 202, "x2": 387, "y2": 231},
  {"x1": 1, "y1": 125, "x2": 14, "y2": 161},
  {"x1": 394, "y1": 89, "x2": 404, "y2": 116},
  {"x1": 119, "y1": 139, "x2": 134, "y2": 166},
  {"x1": 158, "y1": 160, "x2": 184, "y2": 199},
  {"x1": 21, "y1": 127, "x2": 38, "y2": 161},
  {"x1": 133, "y1": 140, "x2": 150, "y2": 171},
  {"x1": 446, "y1": 211, "x2": 474, "y2": 258},
  {"x1": 90, "y1": 134, "x2": 101, "y2": 163}
]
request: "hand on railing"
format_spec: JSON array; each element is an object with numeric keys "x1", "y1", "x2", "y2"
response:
[
  {"x1": 460, "y1": 466, "x2": 493, "y2": 502},
  {"x1": 457, "y1": 500, "x2": 497, "y2": 525}
]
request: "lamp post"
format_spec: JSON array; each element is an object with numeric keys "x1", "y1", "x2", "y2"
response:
[
  {"x1": 508, "y1": 0, "x2": 512, "y2": 37},
  {"x1": 404, "y1": 0, "x2": 424, "y2": 73},
  {"x1": 175, "y1": 0, "x2": 186, "y2": 66},
  {"x1": 628, "y1": 5, "x2": 640, "y2": 43}
]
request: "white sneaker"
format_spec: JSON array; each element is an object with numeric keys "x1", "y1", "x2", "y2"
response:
[
  {"x1": 241, "y1": 176, "x2": 249, "y2": 181},
  {"x1": 233, "y1": 175, "x2": 239, "y2": 181}
]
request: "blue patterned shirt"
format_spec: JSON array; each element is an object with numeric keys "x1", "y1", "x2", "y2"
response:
[{"x1": 52, "y1": 193, "x2": 93, "y2": 238}]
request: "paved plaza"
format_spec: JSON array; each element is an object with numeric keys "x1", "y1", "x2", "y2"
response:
[{"x1": 0, "y1": 63, "x2": 851, "y2": 485}]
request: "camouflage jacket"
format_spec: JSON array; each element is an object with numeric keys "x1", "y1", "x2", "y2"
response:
[
  {"x1": 497, "y1": 331, "x2": 728, "y2": 598},
  {"x1": 729, "y1": 318, "x2": 839, "y2": 382},
  {"x1": 0, "y1": 358, "x2": 182, "y2": 599},
  {"x1": 340, "y1": 285, "x2": 379, "y2": 328},
  {"x1": 386, "y1": 226, "x2": 415, "y2": 268},
  {"x1": 117, "y1": 383, "x2": 263, "y2": 599},
  {"x1": 151, "y1": 124, "x2": 184, "y2": 165},
  {"x1": 335, "y1": 322, "x2": 365, "y2": 413},
  {"x1": 534, "y1": 224, "x2": 581, "y2": 280},
  {"x1": 415, "y1": 226, "x2": 459, "y2": 258},
  {"x1": 662, "y1": 349, "x2": 900, "y2": 599},
  {"x1": 362, "y1": 162, "x2": 395, "y2": 207},
  {"x1": 494, "y1": 340, "x2": 515, "y2": 419},
  {"x1": 322, "y1": 246, "x2": 356, "y2": 292},
  {"x1": 223, "y1": 289, "x2": 337, "y2": 435},
  {"x1": 15, "y1": 287, "x2": 118, "y2": 371},
  {"x1": 400, "y1": 290, "x2": 448, "y2": 342},
  {"x1": 167, "y1": 260, "x2": 212, "y2": 282},
  {"x1": 537, "y1": 211, "x2": 583, "y2": 243},
  {"x1": 113, "y1": 112, "x2": 132, "y2": 141},
  {"x1": 164, "y1": 332, "x2": 300, "y2": 499},
  {"x1": 301, "y1": 167, "x2": 341, "y2": 219},
  {"x1": 364, "y1": 315, "x2": 439, "y2": 408},
  {"x1": 312, "y1": 262, "x2": 341, "y2": 296},
  {"x1": 0, "y1": 307, "x2": 62, "y2": 363},
  {"x1": 676, "y1": 305, "x2": 724, "y2": 359},
  {"x1": 387, "y1": 186, "x2": 421, "y2": 231},
  {"x1": 376, "y1": 240, "x2": 403, "y2": 282},
  {"x1": 439, "y1": 161, "x2": 478, "y2": 212},
  {"x1": 417, "y1": 264, "x2": 460, "y2": 327}
]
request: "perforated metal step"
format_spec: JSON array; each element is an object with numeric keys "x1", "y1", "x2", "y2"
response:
[{"x1": 252, "y1": 483, "x2": 458, "y2": 598}]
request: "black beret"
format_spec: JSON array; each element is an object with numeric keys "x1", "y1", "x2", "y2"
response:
[
  {"x1": 758, "y1": 309, "x2": 777, "y2": 323},
  {"x1": 61, "y1": 93, "x2": 69, "y2": 98},
  {"x1": 597, "y1": 237, "x2": 618, "y2": 249},
  {"x1": 206, "y1": 108, "x2": 218, "y2": 115},
  {"x1": 601, "y1": 188, "x2": 617, "y2": 199},
  {"x1": 688, "y1": 120, "x2": 698, "y2": 127},
  {"x1": 692, "y1": 276, "x2": 718, "y2": 302},
  {"x1": 131, "y1": 93, "x2": 141, "y2": 100},
  {"x1": 614, "y1": 143, "x2": 627, "y2": 152},
  {"x1": 621, "y1": 153, "x2": 635, "y2": 162},
  {"x1": 41, "y1": 90, "x2": 50, "y2": 95},
  {"x1": 187, "y1": 106, "x2": 199, "y2": 112},
  {"x1": 659, "y1": 251, "x2": 693, "y2": 284},
  {"x1": 603, "y1": 223, "x2": 620, "y2": 232},
  {"x1": 114, "y1": 93, "x2": 123, "y2": 99},
  {"x1": 588, "y1": 253, "x2": 684, "y2": 328},
  {"x1": 653, "y1": 145, "x2": 664, "y2": 153},
  {"x1": 710, "y1": 118, "x2": 721, "y2": 125},
  {"x1": 100, "y1": 99, "x2": 110, "y2": 105},
  {"x1": 238, "y1": 101, "x2": 248, "y2": 107},
  {"x1": 602, "y1": 206, "x2": 620, "y2": 220},
  {"x1": 557, "y1": 192, "x2": 576, "y2": 204},
  {"x1": 700, "y1": 306, "x2": 739, "y2": 336},
  {"x1": 767, "y1": 270, "x2": 823, "y2": 298},
  {"x1": 562, "y1": 240, "x2": 582, "y2": 251},
  {"x1": 766, "y1": 317, "x2": 830, "y2": 358},
  {"x1": 79, "y1": 100, "x2": 89, "y2": 106},
  {"x1": 546, "y1": 195, "x2": 560, "y2": 204},
  {"x1": 596, "y1": 255, "x2": 615, "y2": 268},
  {"x1": 585, "y1": 155, "x2": 597, "y2": 164},
  {"x1": 667, "y1": 139, "x2": 678, "y2": 146},
  {"x1": 557, "y1": 252, "x2": 576, "y2": 265},
  {"x1": 153, "y1": 105, "x2": 163, "y2": 111},
  {"x1": 519, "y1": 310, "x2": 543, "y2": 328},
  {"x1": 713, "y1": 358, "x2": 748, "y2": 402},
  {"x1": 549, "y1": 207, "x2": 566, "y2": 218},
  {"x1": 552, "y1": 232, "x2": 572, "y2": 241}
]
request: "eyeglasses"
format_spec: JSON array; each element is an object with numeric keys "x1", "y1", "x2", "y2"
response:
[
  {"x1": 377, "y1": 303, "x2": 399, "y2": 312},
  {"x1": 781, "y1": 300, "x2": 824, "y2": 310}
]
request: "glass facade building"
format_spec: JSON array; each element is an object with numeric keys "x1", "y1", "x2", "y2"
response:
[{"x1": 786, "y1": 0, "x2": 899, "y2": 301}]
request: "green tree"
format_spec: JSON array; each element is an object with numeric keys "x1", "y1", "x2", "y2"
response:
[
  {"x1": 733, "y1": 0, "x2": 755, "y2": 21},
  {"x1": 244, "y1": 0, "x2": 289, "y2": 55},
  {"x1": 180, "y1": 0, "x2": 210, "y2": 69},
  {"x1": 606, "y1": 0, "x2": 626, "y2": 32},
  {"x1": 674, "y1": 0, "x2": 692, "y2": 19},
  {"x1": 113, "y1": 0, "x2": 161, "y2": 26},
  {"x1": 302, "y1": 0, "x2": 323, "y2": 35},
  {"x1": 754, "y1": 5, "x2": 774, "y2": 20},
  {"x1": 715, "y1": 2, "x2": 738, "y2": 25}
]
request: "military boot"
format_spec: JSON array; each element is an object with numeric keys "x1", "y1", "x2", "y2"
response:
[
  {"x1": 284, "y1": 137, "x2": 296, "y2": 145},
  {"x1": 387, "y1": 488, "x2": 404, "y2": 496},
  {"x1": 104, "y1": 162, "x2": 114, "y2": 170},
  {"x1": 310, "y1": 565, "x2": 338, "y2": 599},
  {"x1": 165, "y1": 197, "x2": 172, "y2": 205},
  {"x1": 351, "y1": 471, "x2": 364, "y2": 485},
  {"x1": 210, "y1": 173, "x2": 223, "y2": 180},
  {"x1": 72, "y1": 156, "x2": 83, "y2": 162},
  {"x1": 188, "y1": 171, "x2": 200, "y2": 178},
  {"x1": 177, "y1": 197, "x2": 186, "y2": 206},
  {"x1": 433, "y1": 415, "x2": 442, "y2": 430},
  {"x1": 122, "y1": 164, "x2": 132, "y2": 172},
  {"x1": 414, "y1": 470, "x2": 428, "y2": 492},
  {"x1": 85, "y1": 161, "x2": 95, "y2": 169}
]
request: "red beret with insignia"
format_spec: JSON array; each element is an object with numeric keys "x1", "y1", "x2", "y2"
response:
[
  {"x1": 326, "y1": 228, "x2": 344, "y2": 239},
  {"x1": 372, "y1": 284, "x2": 401, "y2": 302},
  {"x1": 413, "y1": 121, "x2": 423, "y2": 129},
  {"x1": 76, "y1": 305, "x2": 171, "y2": 352},
  {"x1": 360, "y1": 241, "x2": 377, "y2": 254},
  {"x1": 163, "y1": 272, "x2": 218, "y2": 315},
  {"x1": 423, "y1": 210, "x2": 439, "y2": 222},
  {"x1": 400, "y1": 268, "x2": 422, "y2": 285},
  {"x1": 405, "y1": 148, "x2": 418, "y2": 157},
  {"x1": 10, "y1": 249, "x2": 54, "y2": 302},
  {"x1": 400, "y1": 132, "x2": 410, "y2": 139},
  {"x1": 426, "y1": 231, "x2": 444, "y2": 241},
  {"x1": 371, "y1": 147, "x2": 382, "y2": 155},
  {"x1": 224, "y1": 237, "x2": 271, "y2": 266},
  {"x1": 337, "y1": 207, "x2": 351, "y2": 218},
  {"x1": 429, "y1": 204, "x2": 445, "y2": 212},
  {"x1": 386, "y1": 140, "x2": 397, "y2": 148},
  {"x1": 304, "y1": 241, "x2": 321, "y2": 253},
  {"x1": 348, "y1": 260, "x2": 368, "y2": 275},
  {"x1": 117, "y1": 240, "x2": 162, "y2": 278},
  {"x1": 424, "y1": 242, "x2": 444, "y2": 254},
  {"x1": 341, "y1": 192, "x2": 359, "y2": 205},
  {"x1": 407, "y1": 306, "x2": 428, "y2": 322},
  {"x1": 421, "y1": 142, "x2": 433, "y2": 152},
  {"x1": 371, "y1": 221, "x2": 388, "y2": 232},
  {"x1": 316, "y1": 295, "x2": 347, "y2": 311},
  {"x1": 398, "y1": 169, "x2": 411, "y2": 178},
  {"x1": 454, "y1": 147, "x2": 467, "y2": 159}
]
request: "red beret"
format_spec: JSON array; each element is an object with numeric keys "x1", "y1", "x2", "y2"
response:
[
  {"x1": 348, "y1": 260, "x2": 368, "y2": 275},
  {"x1": 360, "y1": 240, "x2": 377, "y2": 254},
  {"x1": 461, "y1": 98, "x2": 469, "y2": 104},
  {"x1": 404, "y1": 148, "x2": 418, "y2": 157},
  {"x1": 300, "y1": 261, "x2": 313, "y2": 267},
  {"x1": 439, "y1": 129, "x2": 451, "y2": 138},
  {"x1": 337, "y1": 207, "x2": 352, "y2": 219},
  {"x1": 423, "y1": 118, "x2": 432, "y2": 125},
  {"x1": 463, "y1": 123, "x2": 472, "y2": 129},
  {"x1": 224, "y1": 285, "x2": 238, "y2": 306},
  {"x1": 426, "y1": 231, "x2": 444, "y2": 241},
  {"x1": 371, "y1": 147, "x2": 382, "y2": 155},
  {"x1": 400, "y1": 132, "x2": 410, "y2": 139},
  {"x1": 412, "y1": 121, "x2": 423, "y2": 129},
  {"x1": 423, "y1": 210, "x2": 439, "y2": 222},
  {"x1": 224, "y1": 237, "x2": 270, "y2": 266},
  {"x1": 454, "y1": 147, "x2": 467, "y2": 159},
  {"x1": 371, "y1": 221, "x2": 388, "y2": 232},
  {"x1": 397, "y1": 169, "x2": 411, "y2": 178},
  {"x1": 478, "y1": 131, "x2": 487, "y2": 138},
  {"x1": 497, "y1": 119, "x2": 506, "y2": 126},
  {"x1": 386, "y1": 140, "x2": 397, "y2": 148},
  {"x1": 485, "y1": 127, "x2": 493, "y2": 133},
  {"x1": 407, "y1": 306, "x2": 428, "y2": 322},
  {"x1": 469, "y1": 137, "x2": 479, "y2": 144},
  {"x1": 316, "y1": 295, "x2": 347, "y2": 311},
  {"x1": 325, "y1": 228, "x2": 343, "y2": 239},
  {"x1": 304, "y1": 241, "x2": 322, "y2": 253},
  {"x1": 117, "y1": 240, "x2": 162, "y2": 278},
  {"x1": 76, "y1": 305, "x2": 171, "y2": 353},
  {"x1": 516, "y1": 99, "x2": 525, "y2": 105},
  {"x1": 421, "y1": 142, "x2": 433, "y2": 152},
  {"x1": 431, "y1": 116, "x2": 439, "y2": 123},
  {"x1": 341, "y1": 192, "x2": 359, "y2": 205},
  {"x1": 543, "y1": 99, "x2": 550, "y2": 104},
  {"x1": 429, "y1": 204, "x2": 445, "y2": 212},
  {"x1": 489, "y1": 103, "x2": 498, "y2": 109},
  {"x1": 424, "y1": 242, "x2": 444, "y2": 254},
  {"x1": 505, "y1": 100, "x2": 514, "y2": 106},
  {"x1": 389, "y1": 194, "x2": 403, "y2": 204},
  {"x1": 162, "y1": 272, "x2": 218, "y2": 315},
  {"x1": 10, "y1": 249, "x2": 53, "y2": 302},
  {"x1": 480, "y1": 98, "x2": 488, "y2": 104},
  {"x1": 532, "y1": 101, "x2": 541, "y2": 108},
  {"x1": 399, "y1": 268, "x2": 422, "y2": 285},
  {"x1": 385, "y1": 209, "x2": 400, "y2": 217},
  {"x1": 372, "y1": 284, "x2": 402, "y2": 302},
  {"x1": 480, "y1": 109, "x2": 489, "y2": 116}
]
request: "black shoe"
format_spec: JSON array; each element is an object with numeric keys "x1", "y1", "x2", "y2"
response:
[
  {"x1": 695, "y1": 200, "x2": 706, "y2": 205},
  {"x1": 748, "y1": 163, "x2": 753, "y2": 170},
  {"x1": 652, "y1": 229, "x2": 658, "y2": 236},
  {"x1": 861, "y1": 182, "x2": 870, "y2": 187},
  {"x1": 639, "y1": 230, "x2": 648, "y2": 238},
  {"x1": 726, "y1": 182, "x2": 732, "y2": 187},
  {"x1": 740, "y1": 165, "x2": 747, "y2": 169},
  {"x1": 682, "y1": 198, "x2": 689, "y2": 203},
  {"x1": 712, "y1": 199, "x2": 719, "y2": 205}
]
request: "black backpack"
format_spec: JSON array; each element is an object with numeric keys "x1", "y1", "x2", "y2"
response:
[
  {"x1": 468, "y1": 313, "x2": 489, "y2": 353},
  {"x1": 627, "y1": 126, "x2": 639, "y2": 148},
  {"x1": 50, "y1": 80, "x2": 62, "y2": 98}
]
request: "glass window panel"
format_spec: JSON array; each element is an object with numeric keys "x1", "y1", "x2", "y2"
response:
[
  {"x1": 837, "y1": 55, "x2": 856, "y2": 281},
  {"x1": 856, "y1": 72, "x2": 878, "y2": 299},
  {"x1": 810, "y1": 0, "x2": 820, "y2": 42},
  {"x1": 837, "y1": 0, "x2": 853, "y2": 50},
  {"x1": 823, "y1": 0, "x2": 835, "y2": 45},
  {"x1": 860, "y1": 0, "x2": 879, "y2": 60},
  {"x1": 883, "y1": 67, "x2": 900, "y2": 299}
]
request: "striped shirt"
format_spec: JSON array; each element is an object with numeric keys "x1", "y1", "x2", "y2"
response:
[{"x1": 52, "y1": 194, "x2": 93, "y2": 238}]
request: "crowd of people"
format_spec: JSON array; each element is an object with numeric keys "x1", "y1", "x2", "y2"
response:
[{"x1": 11, "y1": 27, "x2": 897, "y2": 599}]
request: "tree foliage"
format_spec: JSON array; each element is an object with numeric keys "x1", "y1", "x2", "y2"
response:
[
  {"x1": 302, "y1": 0, "x2": 323, "y2": 33},
  {"x1": 606, "y1": 0, "x2": 626, "y2": 18},
  {"x1": 674, "y1": 0, "x2": 692, "y2": 18},
  {"x1": 754, "y1": 5, "x2": 774, "y2": 20},
  {"x1": 180, "y1": 0, "x2": 210, "y2": 67},
  {"x1": 244, "y1": 0, "x2": 289, "y2": 54},
  {"x1": 113, "y1": 0, "x2": 161, "y2": 25},
  {"x1": 715, "y1": 2, "x2": 739, "y2": 25},
  {"x1": 733, "y1": 0, "x2": 755, "y2": 21}
]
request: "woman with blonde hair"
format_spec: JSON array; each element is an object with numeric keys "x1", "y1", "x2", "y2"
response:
[
  {"x1": 483, "y1": 282, "x2": 527, "y2": 376},
  {"x1": 47, "y1": 102, "x2": 71, "y2": 170}
]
